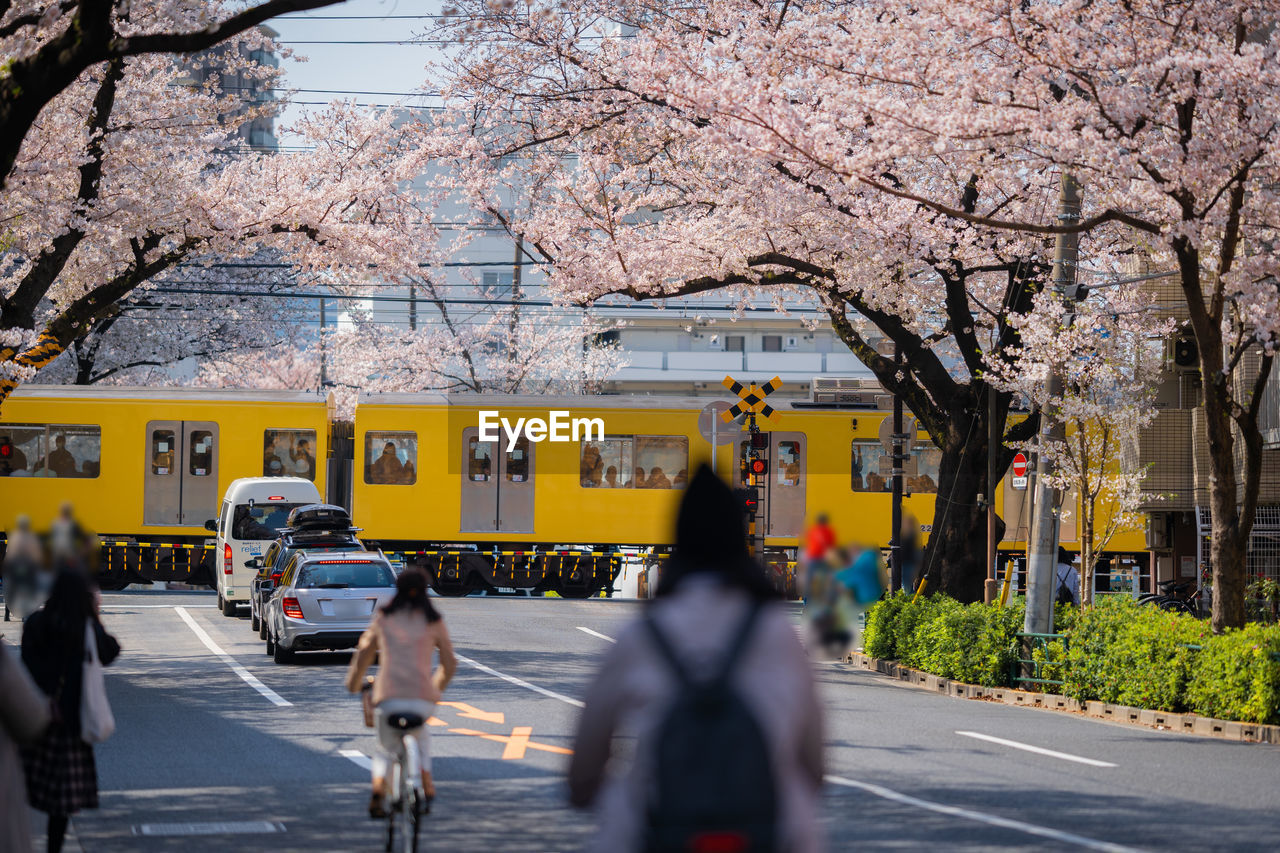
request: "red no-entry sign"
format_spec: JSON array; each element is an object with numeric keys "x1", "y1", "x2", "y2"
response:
[{"x1": 1011, "y1": 452, "x2": 1029, "y2": 490}]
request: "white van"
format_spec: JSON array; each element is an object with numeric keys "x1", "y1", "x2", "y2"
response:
[{"x1": 206, "y1": 477, "x2": 322, "y2": 616}]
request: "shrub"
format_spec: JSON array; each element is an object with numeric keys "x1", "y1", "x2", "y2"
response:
[
  {"x1": 1063, "y1": 596, "x2": 1201, "y2": 711},
  {"x1": 1186, "y1": 624, "x2": 1280, "y2": 725},
  {"x1": 862, "y1": 592, "x2": 1022, "y2": 686},
  {"x1": 862, "y1": 591, "x2": 907, "y2": 659}
]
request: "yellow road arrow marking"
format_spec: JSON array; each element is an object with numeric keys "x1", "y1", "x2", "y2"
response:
[
  {"x1": 502, "y1": 726, "x2": 532, "y2": 760},
  {"x1": 448, "y1": 727, "x2": 573, "y2": 757},
  {"x1": 438, "y1": 701, "x2": 505, "y2": 725}
]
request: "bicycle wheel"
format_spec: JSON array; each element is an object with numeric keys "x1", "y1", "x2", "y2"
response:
[{"x1": 401, "y1": 736, "x2": 422, "y2": 853}]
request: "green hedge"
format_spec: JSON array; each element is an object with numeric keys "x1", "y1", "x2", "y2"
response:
[{"x1": 862, "y1": 593, "x2": 1280, "y2": 724}]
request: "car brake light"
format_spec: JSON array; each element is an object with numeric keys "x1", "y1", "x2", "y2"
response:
[
  {"x1": 282, "y1": 597, "x2": 304, "y2": 619},
  {"x1": 267, "y1": 495, "x2": 284, "y2": 500},
  {"x1": 270, "y1": 571, "x2": 283, "y2": 581},
  {"x1": 223, "y1": 543, "x2": 232, "y2": 574},
  {"x1": 313, "y1": 559, "x2": 371, "y2": 564}
]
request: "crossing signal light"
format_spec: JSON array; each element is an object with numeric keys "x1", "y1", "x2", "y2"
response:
[
  {"x1": 736, "y1": 486, "x2": 760, "y2": 519},
  {"x1": 749, "y1": 457, "x2": 768, "y2": 476},
  {"x1": 0, "y1": 438, "x2": 11, "y2": 458},
  {"x1": 749, "y1": 431, "x2": 769, "y2": 450}
]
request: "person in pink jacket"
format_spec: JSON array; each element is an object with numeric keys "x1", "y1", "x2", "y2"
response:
[
  {"x1": 569, "y1": 465, "x2": 825, "y2": 852},
  {"x1": 346, "y1": 568, "x2": 457, "y2": 818}
]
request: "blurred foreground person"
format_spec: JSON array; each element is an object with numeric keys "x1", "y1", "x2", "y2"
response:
[
  {"x1": 49, "y1": 504, "x2": 96, "y2": 576},
  {"x1": 4, "y1": 514, "x2": 45, "y2": 621},
  {"x1": 346, "y1": 568, "x2": 457, "y2": 818},
  {"x1": 21, "y1": 572, "x2": 120, "y2": 853},
  {"x1": 570, "y1": 465, "x2": 824, "y2": 853},
  {"x1": 2, "y1": 637, "x2": 51, "y2": 853}
]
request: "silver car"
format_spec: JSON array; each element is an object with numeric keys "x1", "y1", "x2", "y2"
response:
[{"x1": 264, "y1": 551, "x2": 396, "y2": 664}]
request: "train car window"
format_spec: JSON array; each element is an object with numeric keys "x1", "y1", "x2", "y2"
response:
[
  {"x1": 634, "y1": 436, "x2": 688, "y2": 489},
  {"x1": 0, "y1": 424, "x2": 42, "y2": 477},
  {"x1": 263, "y1": 429, "x2": 317, "y2": 480},
  {"x1": 365, "y1": 431, "x2": 417, "y2": 485},
  {"x1": 580, "y1": 436, "x2": 632, "y2": 488},
  {"x1": 506, "y1": 436, "x2": 531, "y2": 482},
  {"x1": 151, "y1": 429, "x2": 175, "y2": 476},
  {"x1": 189, "y1": 430, "x2": 214, "y2": 477},
  {"x1": 851, "y1": 440, "x2": 889, "y2": 492},
  {"x1": 777, "y1": 440, "x2": 802, "y2": 486},
  {"x1": 466, "y1": 436, "x2": 495, "y2": 482},
  {"x1": 908, "y1": 445, "x2": 941, "y2": 494}
]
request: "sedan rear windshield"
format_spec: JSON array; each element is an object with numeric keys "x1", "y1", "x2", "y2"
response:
[{"x1": 297, "y1": 561, "x2": 395, "y2": 590}]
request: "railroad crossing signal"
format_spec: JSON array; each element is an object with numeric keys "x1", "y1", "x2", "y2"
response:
[{"x1": 721, "y1": 375, "x2": 783, "y2": 423}]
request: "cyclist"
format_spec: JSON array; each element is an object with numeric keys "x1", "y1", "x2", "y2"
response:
[{"x1": 346, "y1": 567, "x2": 457, "y2": 818}]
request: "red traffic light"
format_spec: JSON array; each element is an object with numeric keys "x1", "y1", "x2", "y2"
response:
[
  {"x1": 0, "y1": 441, "x2": 10, "y2": 458},
  {"x1": 749, "y1": 458, "x2": 768, "y2": 476}
]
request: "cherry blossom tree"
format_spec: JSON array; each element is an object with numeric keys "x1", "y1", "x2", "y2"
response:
[
  {"x1": 193, "y1": 304, "x2": 626, "y2": 417},
  {"x1": 0, "y1": 27, "x2": 443, "y2": 410},
  {"x1": 0, "y1": 0, "x2": 347, "y2": 190},
  {"x1": 989, "y1": 288, "x2": 1171, "y2": 606},
  {"x1": 418, "y1": 1, "x2": 1083, "y2": 600},
  {"x1": 427, "y1": 0, "x2": 1280, "y2": 626}
]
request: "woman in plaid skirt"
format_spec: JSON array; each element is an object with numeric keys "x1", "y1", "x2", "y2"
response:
[{"x1": 21, "y1": 572, "x2": 119, "y2": 853}]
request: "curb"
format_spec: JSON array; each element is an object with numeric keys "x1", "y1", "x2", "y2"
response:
[{"x1": 844, "y1": 652, "x2": 1280, "y2": 745}]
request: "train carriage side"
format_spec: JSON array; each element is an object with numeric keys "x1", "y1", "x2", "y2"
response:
[{"x1": 0, "y1": 386, "x2": 332, "y2": 587}]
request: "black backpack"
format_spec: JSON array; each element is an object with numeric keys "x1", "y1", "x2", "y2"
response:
[
  {"x1": 642, "y1": 602, "x2": 778, "y2": 853},
  {"x1": 1056, "y1": 570, "x2": 1075, "y2": 605}
]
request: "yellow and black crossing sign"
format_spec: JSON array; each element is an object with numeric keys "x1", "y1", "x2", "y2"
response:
[{"x1": 721, "y1": 375, "x2": 783, "y2": 423}]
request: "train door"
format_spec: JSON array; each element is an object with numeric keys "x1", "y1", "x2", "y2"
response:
[
  {"x1": 144, "y1": 421, "x2": 218, "y2": 526},
  {"x1": 768, "y1": 432, "x2": 806, "y2": 536},
  {"x1": 460, "y1": 429, "x2": 536, "y2": 533},
  {"x1": 733, "y1": 431, "x2": 807, "y2": 536}
]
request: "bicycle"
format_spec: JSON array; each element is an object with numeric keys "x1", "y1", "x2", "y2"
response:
[
  {"x1": 381, "y1": 710, "x2": 429, "y2": 853},
  {"x1": 1138, "y1": 579, "x2": 1200, "y2": 616}
]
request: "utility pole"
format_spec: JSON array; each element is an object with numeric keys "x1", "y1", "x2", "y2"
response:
[
  {"x1": 408, "y1": 284, "x2": 417, "y2": 331},
  {"x1": 1025, "y1": 173, "x2": 1081, "y2": 635},
  {"x1": 890, "y1": 342, "x2": 905, "y2": 591},
  {"x1": 319, "y1": 296, "x2": 328, "y2": 389},
  {"x1": 985, "y1": 382, "x2": 999, "y2": 603}
]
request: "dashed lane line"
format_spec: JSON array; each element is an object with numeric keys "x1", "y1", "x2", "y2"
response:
[
  {"x1": 956, "y1": 731, "x2": 1118, "y2": 768},
  {"x1": 454, "y1": 653, "x2": 585, "y2": 708},
  {"x1": 825, "y1": 775, "x2": 1144, "y2": 853},
  {"x1": 174, "y1": 606, "x2": 291, "y2": 707},
  {"x1": 575, "y1": 626, "x2": 616, "y2": 643}
]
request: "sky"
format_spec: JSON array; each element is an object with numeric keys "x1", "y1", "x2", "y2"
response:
[{"x1": 268, "y1": 0, "x2": 448, "y2": 145}]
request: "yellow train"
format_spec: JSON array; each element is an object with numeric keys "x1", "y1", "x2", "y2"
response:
[{"x1": 0, "y1": 386, "x2": 1145, "y2": 595}]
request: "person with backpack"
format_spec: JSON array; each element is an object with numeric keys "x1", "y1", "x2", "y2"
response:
[
  {"x1": 1055, "y1": 547, "x2": 1080, "y2": 606},
  {"x1": 569, "y1": 465, "x2": 824, "y2": 853}
]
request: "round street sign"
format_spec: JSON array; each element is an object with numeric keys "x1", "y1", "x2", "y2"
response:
[
  {"x1": 1011, "y1": 451, "x2": 1029, "y2": 490},
  {"x1": 698, "y1": 401, "x2": 737, "y2": 445}
]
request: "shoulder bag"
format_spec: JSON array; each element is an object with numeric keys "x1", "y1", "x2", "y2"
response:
[{"x1": 80, "y1": 621, "x2": 116, "y2": 744}]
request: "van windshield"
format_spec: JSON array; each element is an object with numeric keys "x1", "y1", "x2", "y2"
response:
[{"x1": 233, "y1": 503, "x2": 308, "y2": 540}]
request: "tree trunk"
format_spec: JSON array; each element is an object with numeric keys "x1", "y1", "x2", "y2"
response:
[
  {"x1": 1080, "y1": 512, "x2": 1095, "y2": 608},
  {"x1": 920, "y1": 409, "x2": 999, "y2": 602},
  {"x1": 1204, "y1": 373, "x2": 1247, "y2": 630}
]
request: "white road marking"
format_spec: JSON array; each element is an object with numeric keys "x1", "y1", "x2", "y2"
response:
[
  {"x1": 956, "y1": 731, "x2": 1118, "y2": 768},
  {"x1": 339, "y1": 749, "x2": 373, "y2": 770},
  {"x1": 99, "y1": 604, "x2": 217, "y2": 609},
  {"x1": 575, "y1": 626, "x2": 615, "y2": 643},
  {"x1": 455, "y1": 653, "x2": 585, "y2": 708},
  {"x1": 173, "y1": 607, "x2": 291, "y2": 707},
  {"x1": 825, "y1": 775, "x2": 1143, "y2": 853}
]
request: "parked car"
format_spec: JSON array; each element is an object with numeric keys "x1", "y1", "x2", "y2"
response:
[
  {"x1": 247, "y1": 504, "x2": 364, "y2": 636},
  {"x1": 264, "y1": 551, "x2": 397, "y2": 664}
]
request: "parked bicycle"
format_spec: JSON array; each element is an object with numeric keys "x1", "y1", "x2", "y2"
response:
[{"x1": 1138, "y1": 579, "x2": 1200, "y2": 616}]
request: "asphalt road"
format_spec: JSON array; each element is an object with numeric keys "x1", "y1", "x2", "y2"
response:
[{"x1": 9, "y1": 590, "x2": 1280, "y2": 852}]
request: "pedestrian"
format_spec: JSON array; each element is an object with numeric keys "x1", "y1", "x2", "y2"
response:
[
  {"x1": 569, "y1": 465, "x2": 824, "y2": 852},
  {"x1": 899, "y1": 511, "x2": 920, "y2": 593},
  {"x1": 21, "y1": 571, "x2": 120, "y2": 853},
  {"x1": 1055, "y1": 547, "x2": 1080, "y2": 606},
  {"x1": 2, "y1": 636, "x2": 52, "y2": 853},
  {"x1": 346, "y1": 567, "x2": 457, "y2": 818},
  {"x1": 4, "y1": 514, "x2": 45, "y2": 621},
  {"x1": 802, "y1": 512, "x2": 836, "y2": 598}
]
